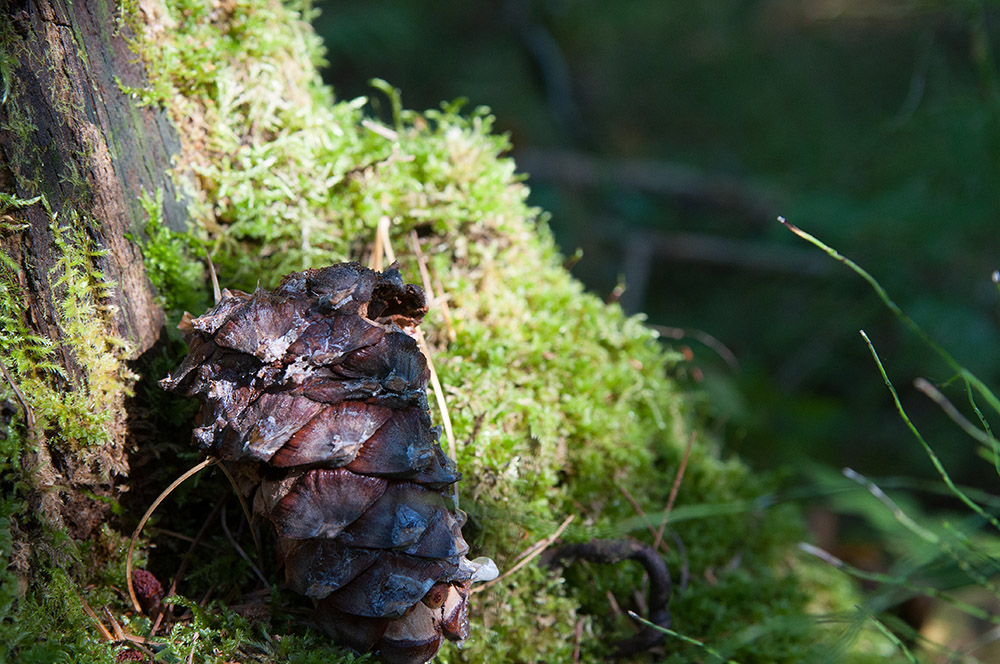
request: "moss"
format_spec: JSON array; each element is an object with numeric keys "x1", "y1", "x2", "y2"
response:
[
  {"x1": 0, "y1": 194, "x2": 146, "y2": 661},
  {"x1": 0, "y1": 21, "x2": 44, "y2": 195},
  {"x1": 0, "y1": 197, "x2": 137, "y2": 460},
  {"x1": 0, "y1": 0, "x2": 900, "y2": 662},
  {"x1": 133, "y1": 187, "x2": 210, "y2": 322}
]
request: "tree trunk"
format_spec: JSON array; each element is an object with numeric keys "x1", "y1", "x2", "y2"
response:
[
  {"x1": 1, "y1": 0, "x2": 184, "y2": 354},
  {"x1": 0, "y1": 0, "x2": 181, "y2": 537}
]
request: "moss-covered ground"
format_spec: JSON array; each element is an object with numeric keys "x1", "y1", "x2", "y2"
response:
[{"x1": 0, "y1": 0, "x2": 913, "y2": 662}]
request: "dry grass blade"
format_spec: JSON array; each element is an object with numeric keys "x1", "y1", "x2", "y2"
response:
[
  {"x1": 127, "y1": 457, "x2": 216, "y2": 613},
  {"x1": 187, "y1": 632, "x2": 200, "y2": 664},
  {"x1": 369, "y1": 222, "x2": 384, "y2": 272},
  {"x1": 377, "y1": 228, "x2": 458, "y2": 472},
  {"x1": 102, "y1": 606, "x2": 128, "y2": 641},
  {"x1": 914, "y1": 377, "x2": 993, "y2": 446},
  {"x1": 378, "y1": 216, "x2": 396, "y2": 264},
  {"x1": 219, "y1": 504, "x2": 269, "y2": 587},
  {"x1": 616, "y1": 479, "x2": 659, "y2": 543},
  {"x1": 78, "y1": 594, "x2": 114, "y2": 641},
  {"x1": 654, "y1": 432, "x2": 696, "y2": 552},
  {"x1": 217, "y1": 461, "x2": 264, "y2": 568},
  {"x1": 572, "y1": 617, "x2": 585, "y2": 663},
  {"x1": 472, "y1": 514, "x2": 575, "y2": 594},
  {"x1": 409, "y1": 230, "x2": 456, "y2": 342},
  {"x1": 206, "y1": 253, "x2": 221, "y2": 305},
  {"x1": 153, "y1": 497, "x2": 228, "y2": 634},
  {"x1": 415, "y1": 329, "x2": 457, "y2": 464},
  {"x1": 0, "y1": 360, "x2": 36, "y2": 437}
]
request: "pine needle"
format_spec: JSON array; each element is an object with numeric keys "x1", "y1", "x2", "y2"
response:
[
  {"x1": 472, "y1": 514, "x2": 575, "y2": 594},
  {"x1": 654, "y1": 431, "x2": 696, "y2": 552},
  {"x1": 127, "y1": 457, "x2": 215, "y2": 613}
]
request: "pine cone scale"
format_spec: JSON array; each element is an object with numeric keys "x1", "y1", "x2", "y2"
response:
[{"x1": 162, "y1": 262, "x2": 490, "y2": 664}]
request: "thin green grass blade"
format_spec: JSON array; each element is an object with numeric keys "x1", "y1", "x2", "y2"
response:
[
  {"x1": 967, "y1": 384, "x2": 1000, "y2": 478},
  {"x1": 857, "y1": 606, "x2": 920, "y2": 664},
  {"x1": 799, "y1": 543, "x2": 1000, "y2": 626},
  {"x1": 781, "y1": 217, "x2": 1000, "y2": 418},
  {"x1": 861, "y1": 330, "x2": 1000, "y2": 538},
  {"x1": 626, "y1": 611, "x2": 741, "y2": 664}
]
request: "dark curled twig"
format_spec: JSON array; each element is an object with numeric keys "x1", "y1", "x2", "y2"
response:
[{"x1": 545, "y1": 538, "x2": 671, "y2": 657}]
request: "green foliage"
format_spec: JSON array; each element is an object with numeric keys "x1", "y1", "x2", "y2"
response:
[
  {"x1": 134, "y1": 187, "x2": 209, "y2": 321},
  {"x1": 105, "y1": 1, "x2": 895, "y2": 662},
  {"x1": 0, "y1": 194, "x2": 144, "y2": 661},
  {"x1": 784, "y1": 223, "x2": 1000, "y2": 662}
]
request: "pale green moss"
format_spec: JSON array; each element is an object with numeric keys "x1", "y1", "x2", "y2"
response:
[
  {"x1": 0, "y1": 196, "x2": 136, "y2": 460},
  {"x1": 134, "y1": 187, "x2": 210, "y2": 321}
]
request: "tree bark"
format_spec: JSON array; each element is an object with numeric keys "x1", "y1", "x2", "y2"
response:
[
  {"x1": 0, "y1": 1, "x2": 184, "y2": 540},
  {"x1": 0, "y1": 0, "x2": 184, "y2": 365}
]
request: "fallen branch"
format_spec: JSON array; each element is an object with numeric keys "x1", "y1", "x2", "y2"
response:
[{"x1": 545, "y1": 538, "x2": 672, "y2": 657}]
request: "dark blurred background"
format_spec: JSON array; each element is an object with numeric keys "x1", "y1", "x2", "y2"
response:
[{"x1": 312, "y1": 0, "x2": 1000, "y2": 495}]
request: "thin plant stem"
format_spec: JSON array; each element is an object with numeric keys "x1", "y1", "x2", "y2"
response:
[
  {"x1": 627, "y1": 611, "x2": 740, "y2": 664},
  {"x1": 842, "y1": 467, "x2": 939, "y2": 543},
  {"x1": 844, "y1": 469, "x2": 1000, "y2": 596},
  {"x1": 858, "y1": 607, "x2": 920, "y2": 664},
  {"x1": 967, "y1": 383, "x2": 1000, "y2": 477},
  {"x1": 799, "y1": 543, "x2": 1000, "y2": 626},
  {"x1": 913, "y1": 378, "x2": 993, "y2": 446},
  {"x1": 780, "y1": 217, "x2": 1000, "y2": 418},
  {"x1": 472, "y1": 515, "x2": 575, "y2": 595},
  {"x1": 654, "y1": 431, "x2": 695, "y2": 552},
  {"x1": 860, "y1": 331, "x2": 1000, "y2": 536},
  {"x1": 216, "y1": 461, "x2": 264, "y2": 570},
  {"x1": 127, "y1": 457, "x2": 216, "y2": 613}
]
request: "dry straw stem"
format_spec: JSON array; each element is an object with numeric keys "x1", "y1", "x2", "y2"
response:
[
  {"x1": 472, "y1": 514, "x2": 576, "y2": 595},
  {"x1": 149, "y1": 497, "x2": 228, "y2": 634},
  {"x1": 654, "y1": 431, "x2": 696, "y2": 552},
  {"x1": 410, "y1": 230, "x2": 456, "y2": 343},
  {"x1": 126, "y1": 457, "x2": 216, "y2": 613},
  {"x1": 217, "y1": 461, "x2": 264, "y2": 567},
  {"x1": 371, "y1": 224, "x2": 458, "y2": 467},
  {"x1": 914, "y1": 377, "x2": 995, "y2": 447},
  {"x1": 78, "y1": 594, "x2": 114, "y2": 642},
  {"x1": 0, "y1": 360, "x2": 35, "y2": 432},
  {"x1": 616, "y1": 479, "x2": 660, "y2": 543}
]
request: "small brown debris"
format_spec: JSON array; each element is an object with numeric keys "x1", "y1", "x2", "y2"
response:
[{"x1": 131, "y1": 569, "x2": 164, "y2": 614}]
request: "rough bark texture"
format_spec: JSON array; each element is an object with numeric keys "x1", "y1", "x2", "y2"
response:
[
  {"x1": 0, "y1": 0, "x2": 184, "y2": 362},
  {"x1": 0, "y1": 0, "x2": 184, "y2": 543}
]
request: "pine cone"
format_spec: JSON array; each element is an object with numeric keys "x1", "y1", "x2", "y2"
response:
[{"x1": 161, "y1": 262, "x2": 491, "y2": 663}]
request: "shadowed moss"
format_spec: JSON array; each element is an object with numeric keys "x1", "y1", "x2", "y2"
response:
[{"x1": 0, "y1": 194, "x2": 142, "y2": 662}]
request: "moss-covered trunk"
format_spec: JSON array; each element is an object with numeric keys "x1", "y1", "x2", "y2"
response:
[{"x1": 0, "y1": 1, "x2": 186, "y2": 543}]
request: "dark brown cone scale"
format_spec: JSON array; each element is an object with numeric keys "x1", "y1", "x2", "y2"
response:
[{"x1": 161, "y1": 263, "x2": 481, "y2": 663}]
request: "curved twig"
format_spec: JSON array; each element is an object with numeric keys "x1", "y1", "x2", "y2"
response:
[
  {"x1": 546, "y1": 538, "x2": 672, "y2": 657},
  {"x1": 126, "y1": 457, "x2": 216, "y2": 613}
]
